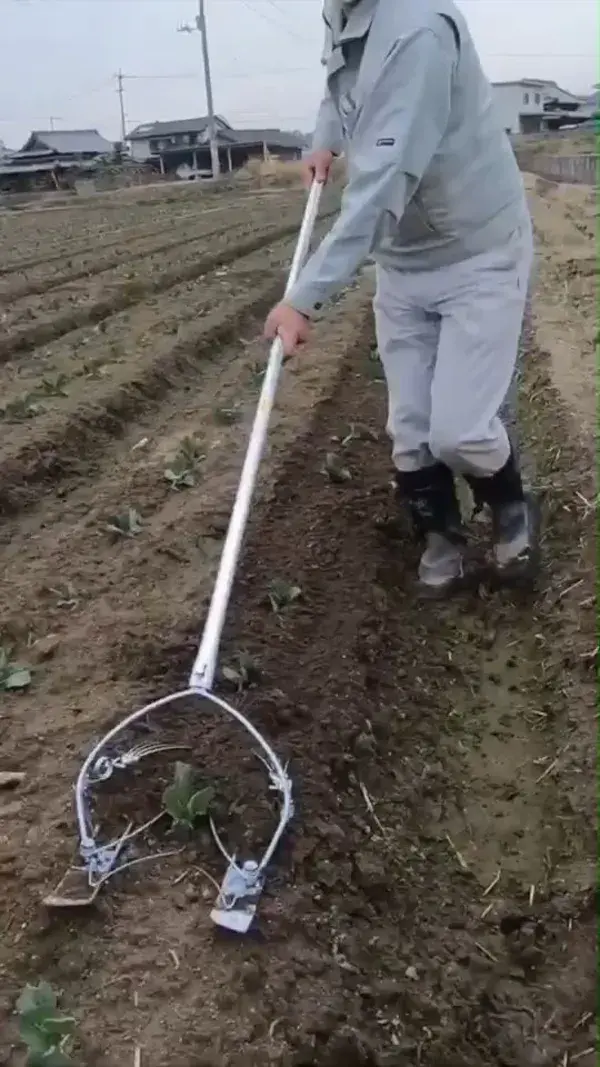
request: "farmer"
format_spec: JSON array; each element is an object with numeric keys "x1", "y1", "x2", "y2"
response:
[{"x1": 263, "y1": 0, "x2": 538, "y2": 595}]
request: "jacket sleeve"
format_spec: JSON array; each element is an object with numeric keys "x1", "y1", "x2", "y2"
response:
[
  {"x1": 311, "y1": 12, "x2": 344, "y2": 154},
  {"x1": 286, "y1": 21, "x2": 457, "y2": 316},
  {"x1": 312, "y1": 89, "x2": 344, "y2": 154}
]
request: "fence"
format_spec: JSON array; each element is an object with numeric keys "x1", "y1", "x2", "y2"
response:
[{"x1": 515, "y1": 152, "x2": 597, "y2": 186}]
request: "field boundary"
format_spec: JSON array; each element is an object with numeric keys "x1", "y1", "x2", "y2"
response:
[{"x1": 517, "y1": 152, "x2": 597, "y2": 185}]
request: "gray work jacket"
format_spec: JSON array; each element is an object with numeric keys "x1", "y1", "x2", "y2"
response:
[{"x1": 287, "y1": 0, "x2": 531, "y2": 316}]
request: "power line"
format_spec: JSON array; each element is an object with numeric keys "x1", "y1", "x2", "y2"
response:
[
  {"x1": 236, "y1": 0, "x2": 314, "y2": 43},
  {"x1": 119, "y1": 68, "x2": 315, "y2": 80}
]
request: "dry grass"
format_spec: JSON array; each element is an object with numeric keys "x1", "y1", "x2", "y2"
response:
[
  {"x1": 234, "y1": 153, "x2": 348, "y2": 189},
  {"x1": 513, "y1": 131, "x2": 596, "y2": 157},
  {"x1": 235, "y1": 156, "x2": 305, "y2": 187}
]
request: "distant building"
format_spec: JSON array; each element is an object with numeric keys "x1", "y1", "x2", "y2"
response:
[
  {"x1": 492, "y1": 80, "x2": 590, "y2": 134},
  {"x1": 127, "y1": 115, "x2": 306, "y2": 176},
  {"x1": 0, "y1": 128, "x2": 114, "y2": 191},
  {"x1": 19, "y1": 129, "x2": 114, "y2": 158}
]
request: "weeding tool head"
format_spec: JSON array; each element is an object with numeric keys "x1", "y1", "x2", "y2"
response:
[{"x1": 50, "y1": 688, "x2": 292, "y2": 931}]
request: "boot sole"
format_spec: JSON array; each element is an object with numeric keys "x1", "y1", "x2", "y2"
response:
[
  {"x1": 489, "y1": 491, "x2": 542, "y2": 591},
  {"x1": 415, "y1": 571, "x2": 474, "y2": 601}
]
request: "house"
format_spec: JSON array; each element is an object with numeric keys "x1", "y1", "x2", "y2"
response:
[
  {"x1": 19, "y1": 129, "x2": 114, "y2": 159},
  {"x1": 492, "y1": 80, "x2": 588, "y2": 134},
  {"x1": 0, "y1": 128, "x2": 114, "y2": 192},
  {"x1": 127, "y1": 115, "x2": 306, "y2": 176}
]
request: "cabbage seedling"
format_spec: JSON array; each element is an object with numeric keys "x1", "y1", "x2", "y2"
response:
[{"x1": 17, "y1": 981, "x2": 76, "y2": 1067}]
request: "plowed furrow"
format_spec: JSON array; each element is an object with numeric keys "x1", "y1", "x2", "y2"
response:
[
  {"x1": 0, "y1": 192, "x2": 293, "y2": 293},
  {"x1": 0, "y1": 207, "x2": 208, "y2": 276},
  {"x1": 0, "y1": 223, "x2": 331, "y2": 515},
  {"x1": 0, "y1": 209, "x2": 334, "y2": 363}
]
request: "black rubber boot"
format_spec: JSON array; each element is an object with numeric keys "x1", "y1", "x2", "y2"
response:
[
  {"x1": 464, "y1": 451, "x2": 540, "y2": 586},
  {"x1": 395, "y1": 463, "x2": 466, "y2": 597},
  {"x1": 395, "y1": 462, "x2": 465, "y2": 542}
]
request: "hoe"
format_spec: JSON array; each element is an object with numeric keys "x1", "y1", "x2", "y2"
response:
[{"x1": 45, "y1": 181, "x2": 323, "y2": 933}]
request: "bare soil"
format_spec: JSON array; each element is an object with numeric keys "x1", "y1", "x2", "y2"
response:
[
  {"x1": 0, "y1": 179, "x2": 595, "y2": 1067},
  {"x1": 0, "y1": 195, "x2": 292, "y2": 301},
  {"x1": 523, "y1": 174, "x2": 597, "y2": 446},
  {"x1": 0, "y1": 193, "x2": 338, "y2": 355}
]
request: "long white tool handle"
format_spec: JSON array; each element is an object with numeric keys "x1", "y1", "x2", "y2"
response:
[{"x1": 190, "y1": 180, "x2": 324, "y2": 690}]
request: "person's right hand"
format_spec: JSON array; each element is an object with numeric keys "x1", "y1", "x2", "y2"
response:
[{"x1": 302, "y1": 149, "x2": 335, "y2": 188}]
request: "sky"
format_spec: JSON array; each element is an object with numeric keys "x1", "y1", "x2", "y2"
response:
[{"x1": 0, "y1": 0, "x2": 597, "y2": 148}]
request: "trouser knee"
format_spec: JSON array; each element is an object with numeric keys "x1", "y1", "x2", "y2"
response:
[
  {"x1": 428, "y1": 422, "x2": 511, "y2": 477},
  {"x1": 428, "y1": 428, "x2": 463, "y2": 470}
]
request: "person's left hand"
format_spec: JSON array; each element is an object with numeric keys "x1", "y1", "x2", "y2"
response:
[{"x1": 263, "y1": 303, "x2": 310, "y2": 357}]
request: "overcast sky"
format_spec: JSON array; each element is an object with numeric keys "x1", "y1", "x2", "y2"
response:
[{"x1": 0, "y1": 0, "x2": 597, "y2": 147}]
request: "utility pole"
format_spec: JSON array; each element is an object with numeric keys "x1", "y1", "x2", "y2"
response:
[
  {"x1": 196, "y1": 0, "x2": 220, "y2": 180},
  {"x1": 49, "y1": 116, "x2": 62, "y2": 131},
  {"x1": 178, "y1": 0, "x2": 220, "y2": 179},
  {"x1": 116, "y1": 69, "x2": 127, "y2": 143}
]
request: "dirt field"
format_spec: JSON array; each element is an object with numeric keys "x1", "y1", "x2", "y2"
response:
[{"x1": 0, "y1": 175, "x2": 595, "y2": 1067}]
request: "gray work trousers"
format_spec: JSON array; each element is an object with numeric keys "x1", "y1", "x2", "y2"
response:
[{"x1": 373, "y1": 222, "x2": 534, "y2": 477}]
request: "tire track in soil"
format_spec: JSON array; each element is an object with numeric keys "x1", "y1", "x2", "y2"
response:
[
  {"x1": 0, "y1": 193, "x2": 299, "y2": 302},
  {"x1": 0, "y1": 221, "x2": 332, "y2": 516},
  {"x1": 0, "y1": 298, "x2": 594, "y2": 1066},
  {"x1": 0, "y1": 199, "x2": 338, "y2": 361}
]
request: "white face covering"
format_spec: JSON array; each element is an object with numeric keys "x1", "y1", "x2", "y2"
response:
[
  {"x1": 323, "y1": 0, "x2": 365, "y2": 48},
  {"x1": 328, "y1": 0, "x2": 362, "y2": 18}
]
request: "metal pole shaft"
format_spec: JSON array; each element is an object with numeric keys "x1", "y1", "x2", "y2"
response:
[
  {"x1": 189, "y1": 181, "x2": 323, "y2": 691},
  {"x1": 197, "y1": 0, "x2": 220, "y2": 179}
]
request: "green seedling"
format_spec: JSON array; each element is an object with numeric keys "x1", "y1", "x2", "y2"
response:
[
  {"x1": 121, "y1": 278, "x2": 145, "y2": 300},
  {"x1": 1, "y1": 394, "x2": 44, "y2": 421},
  {"x1": 47, "y1": 582, "x2": 79, "y2": 610},
  {"x1": 106, "y1": 507, "x2": 143, "y2": 538},
  {"x1": 221, "y1": 651, "x2": 262, "y2": 692},
  {"x1": 267, "y1": 579, "x2": 302, "y2": 614},
  {"x1": 38, "y1": 374, "x2": 69, "y2": 398},
  {"x1": 213, "y1": 404, "x2": 242, "y2": 426},
  {"x1": 247, "y1": 360, "x2": 266, "y2": 387},
  {"x1": 365, "y1": 346, "x2": 385, "y2": 383},
  {"x1": 321, "y1": 451, "x2": 352, "y2": 484},
  {"x1": 162, "y1": 762, "x2": 215, "y2": 831},
  {"x1": 82, "y1": 359, "x2": 107, "y2": 379},
  {"x1": 164, "y1": 436, "x2": 205, "y2": 490},
  {"x1": 0, "y1": 645, "x2": 31, "y2": 691},
  {"x1": 340, "y1": 423, "x2": 379, "y2": 447},
  {"x1": 164, "y1": 463, "x2": 196, "y2": 490},
  {"x1": 17, "y1": 981, "x2": 76, "y2": 1067}
]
